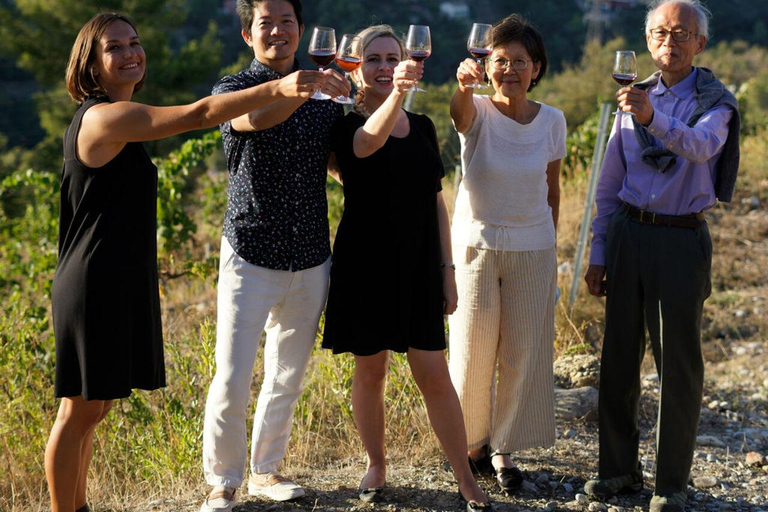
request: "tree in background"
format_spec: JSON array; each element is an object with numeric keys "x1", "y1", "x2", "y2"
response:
[{"x1": 0, "y1": 0, "x2": 223, "y2": 170}]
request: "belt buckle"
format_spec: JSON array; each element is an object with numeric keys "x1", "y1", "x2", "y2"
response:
[{"x1": 639, "y1": 210, "x2": 657, "y2": 224}]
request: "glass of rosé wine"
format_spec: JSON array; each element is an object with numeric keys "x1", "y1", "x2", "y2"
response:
[{"x1": 333, "y1": 34, "x2": 362, "y2": 104}]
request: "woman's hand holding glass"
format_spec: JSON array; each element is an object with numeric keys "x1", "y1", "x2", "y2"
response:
[
  {"x1": 393, "y1": 59, "x2": 424, "y2": 94},
  {"x1": 455, "y1": 58, "x2": 485, "y2": 90}
]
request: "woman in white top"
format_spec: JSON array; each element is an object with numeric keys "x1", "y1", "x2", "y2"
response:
[{"x1": 448, "y1": 13, "x2": 567, "y2": 493}]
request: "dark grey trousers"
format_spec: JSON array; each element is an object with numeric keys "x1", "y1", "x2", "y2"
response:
[{"x1": 598, "y1": 207, "x2": 712, "y2": 496}]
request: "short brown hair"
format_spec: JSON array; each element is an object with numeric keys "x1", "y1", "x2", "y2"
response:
[{"x1": 65, "y1": 12, "x2": 146, "y2": 103}]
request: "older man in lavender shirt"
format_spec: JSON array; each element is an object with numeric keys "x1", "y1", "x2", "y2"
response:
[{"x1": 583, "y1": 1, "x2": 740, "y2": 512}]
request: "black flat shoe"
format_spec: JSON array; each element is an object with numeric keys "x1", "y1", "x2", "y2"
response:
[
  {"x1": 489, "y1": 450, "x2": 524, "y2": 492},
  {"x1": 358, "y1": 485, "x2": 384, "y2": 502},
  {"x1": 358, "y1": 474, "x2": 385, "y2": 503},
  {"x1": 495, "y1": 465, "x2": 523, "y2": 492},
  {"x1": 458, "y1": 487, "x2": 493, "y2": 511}
]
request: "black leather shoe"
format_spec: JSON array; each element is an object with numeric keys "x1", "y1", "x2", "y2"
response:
[
  {"x1": 495, "y1": 465, "x2": 523, "y2": 492},
  {"x1": 489, "y1": 451, "x2": 524, "y2": 492}
]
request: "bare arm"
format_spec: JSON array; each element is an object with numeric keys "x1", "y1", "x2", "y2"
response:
[
  {"x1": 352, "y1": 60, "x2": 423, "y2": 159},
  {"x1": 231, "y1": 68, "x2": 350, "y2": 132},
  {"x1": 327, "y1": 152, "x2": 342, "y2": 184},
  {"x1": 437, "y1": 191, "x2": 458, "y2": 315},
  {"x1": 450, "y1": 58, "x2": 481, "y2": 134},
  {"x1": 77, "y1": 71, "x2": 326, "y2": 168},
  {"x1": 546, "y1": 159, "x2": 562, "y2": 238}
]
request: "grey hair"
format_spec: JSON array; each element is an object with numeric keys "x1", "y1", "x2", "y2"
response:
[{"x1": 645, "y1": 0, "x2": 711, "y2": 38}]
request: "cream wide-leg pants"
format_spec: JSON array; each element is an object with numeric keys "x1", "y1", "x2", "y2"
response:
[{"x1": 448, "y1": 245, "x2": 557, "y2": 453}]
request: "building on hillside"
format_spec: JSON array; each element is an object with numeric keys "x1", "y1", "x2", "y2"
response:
[{"x1": 439, "y1": 2, "x2": 470, "y2": 20}]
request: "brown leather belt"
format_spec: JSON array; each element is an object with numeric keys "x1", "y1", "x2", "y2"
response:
[{"x1": 621, "y1": 202, "x2": 704, "y2": 229}]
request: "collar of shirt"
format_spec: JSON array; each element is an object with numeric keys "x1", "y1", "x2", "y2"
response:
[
  {"x1": 249, "y1": 57, "x2": 300, "y2": 80},
  {"x1": 649, "y1": 67, "x2": 697, "y2": 101}
]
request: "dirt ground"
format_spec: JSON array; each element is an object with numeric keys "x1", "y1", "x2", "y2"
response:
[{"x1": 142, "y1": 200, "x2": 768, "y2": 512}]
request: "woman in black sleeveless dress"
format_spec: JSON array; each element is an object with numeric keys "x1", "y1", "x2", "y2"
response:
[
  {"x1": 47, "y1": 13, "x2": 346, "y2": 512},
  {"x1": 321, "y1": 25, "x2": 490, "y2": 511}
]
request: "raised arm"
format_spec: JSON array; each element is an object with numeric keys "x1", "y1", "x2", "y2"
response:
[
  {"x1": 450, "y1": 58, "x2": 482, "y2": 134},
  {"x1": 80, "y1": 71, "x2": 324, "y2": 146},
  {"x1": 231, "y1": 68, "x2": 350, "y2": 132},
  {"x1": 352, "y1": 60, "x2": 422, "y2": 158}
]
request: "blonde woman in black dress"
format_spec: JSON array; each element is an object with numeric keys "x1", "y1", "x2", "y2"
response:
[
  {"x1": 47, "y1": 12, "x2": 348, "y2": 512},
  {"x1": 321, "y1": 25, "x2": 489, "y2": 511}
]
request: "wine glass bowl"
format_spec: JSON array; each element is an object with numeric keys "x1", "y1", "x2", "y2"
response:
[
  {"x1": 612, "y1": 50, "x2": 637, "y2": 115},
  {"x1": 333, "y1": 34, "x2": 361, "y2": 104},
  {"x1": 405, "y1": 25, "x2": 431, "y2": 92},
  {"x1": 308, "y1": 26, "x2": 336, "y2": 100},
  {"x1": 466, "y1": 23, "x2": 493, "y2": 89}
]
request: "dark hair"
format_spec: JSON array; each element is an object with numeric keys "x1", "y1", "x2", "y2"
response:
[
  {"x1": 492, "y1": 14, "x2": 547, "y2": 91},
  {"x1": 65, "y1": 12, "x2": 146, "y2": 103},
  {"x1": 237, "y1": 0, "x2": 304, "y2": 36}
]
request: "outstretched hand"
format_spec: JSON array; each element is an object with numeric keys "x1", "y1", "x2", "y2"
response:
[
  {"x1": 456, "y1": 57, "x2": 484, "y2": 89},
  {"x1": 277, "y1": 70, "x2": 327, "y2": 98},
  {"x1": 393, "y1": 60, "x2": 424, "y2": 93},
  {"x1": 319, "y1": 68, "x2": 351, "y2": 99}
]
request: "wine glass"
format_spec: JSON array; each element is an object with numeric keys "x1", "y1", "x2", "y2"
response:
[
  {"x1": 333, "y1": 34, "x2": 362, "y2": 104},
  {"x1": 466, "y1": 23, "x2": 493, "y2": 89},
  {"x1": 405, "y1": 25, "x2": 431, "y2": 92},
  {"x1": 612, "y1": 50, "x2": 637, "y2": 116},
  {"x1": 308, "y1": 26, "x2": 336, "y2": 100}
]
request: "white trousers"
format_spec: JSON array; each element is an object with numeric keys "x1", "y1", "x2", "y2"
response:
[
  {"x1": 448, "y1": 245, "x2": 557, "y2": 453},
  {"x1": 203, "y1": 238, "x2": 330, "y2": 487}
]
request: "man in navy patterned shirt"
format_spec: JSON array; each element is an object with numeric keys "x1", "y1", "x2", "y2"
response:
[{"x1": 200, "y1": 1, "x2": 348, "y2": 511}]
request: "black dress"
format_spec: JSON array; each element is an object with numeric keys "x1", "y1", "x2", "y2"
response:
[
  {"x1": 51, "y1": 97, "x2": 166, "y2": 400},
  {"x1": 322, "y1": 111, "x2": 446, "y2": 356}
]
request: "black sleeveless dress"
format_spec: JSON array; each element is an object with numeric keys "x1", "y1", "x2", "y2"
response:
[
  {"x1": 322, "y1": 111, "x2": 446, "y2": 356},
  {"x1": 51, "y1": 97, "x2": 165, "y2": 400}
]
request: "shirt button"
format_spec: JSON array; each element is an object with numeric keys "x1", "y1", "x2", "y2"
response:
[{"x1": 652, "y1": 194, "x2": 656, "y2": 199}]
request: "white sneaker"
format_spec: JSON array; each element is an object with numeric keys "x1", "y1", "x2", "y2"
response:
[
  {"x1": 248, "y1": 471, "x2": 305, "y2": 501},
  {"x1": 200, "y1": 486, "x2": 236, "y2": 512}
]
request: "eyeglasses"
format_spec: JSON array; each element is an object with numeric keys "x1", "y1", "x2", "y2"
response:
[
  {"x1": 649, "y1": 27, "x2": 698, "y2": 42},
  {"x1": 490, "y1": 57, "x2": 531, "y2": 71}
]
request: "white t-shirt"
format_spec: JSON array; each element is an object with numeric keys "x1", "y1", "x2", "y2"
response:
[{"x1": 452, "y1": 95, "x2": 567, "y2": 251}]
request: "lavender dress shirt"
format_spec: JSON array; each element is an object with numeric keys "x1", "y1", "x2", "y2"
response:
[{"x1": 589, "y1": 68, "x2": 733, "y2": 266}]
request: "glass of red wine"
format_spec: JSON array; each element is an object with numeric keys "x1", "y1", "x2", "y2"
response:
[
  {"x1": 308, "y1": 26, "x2": 336, "y2": 100},
  {"x1": 612, "y1": 50, "x2": 637, "y2": 115},
  {"x1": 333, "y1": 34, "x2": 362, "y2": 104},
  {"x1": 405, "y1": 25, "x2": 431, "y2": 93},
  {"x1": 466, "y1": 23, "x2": 492, "y2": 89}
]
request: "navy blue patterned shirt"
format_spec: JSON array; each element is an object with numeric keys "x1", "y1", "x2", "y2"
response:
[{"x1": 212, "y1": 58, "x2": 343, "y2": 271}]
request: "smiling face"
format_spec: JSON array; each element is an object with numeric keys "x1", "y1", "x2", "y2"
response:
[
  {"x1": 92, "y1": 20, "x2": 146, "y2": 100},
  {"x1": 243, "y1": 0, "x2": 303, "y2": 75},
  {"x1": 355, "y1": 36, "x2": 402, "y2": 99},
  {"x1": 646, "y1": 2, "x2": 706, "y2": 85},
  {"x1": 489, "y1": 41, "x2": 540, "y2": 100}
]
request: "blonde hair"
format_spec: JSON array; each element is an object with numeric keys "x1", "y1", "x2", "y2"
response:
[
  {"x1": 352, "y1": 24, "x2": 405, "y2": 118},
  {"x1": 66, "y1": 13, "x2": 146, "y2": 103}
]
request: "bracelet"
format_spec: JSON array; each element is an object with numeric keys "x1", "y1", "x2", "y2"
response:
[{"x1": 440, "y1": 263, "x2": 456, "y2": 270}]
